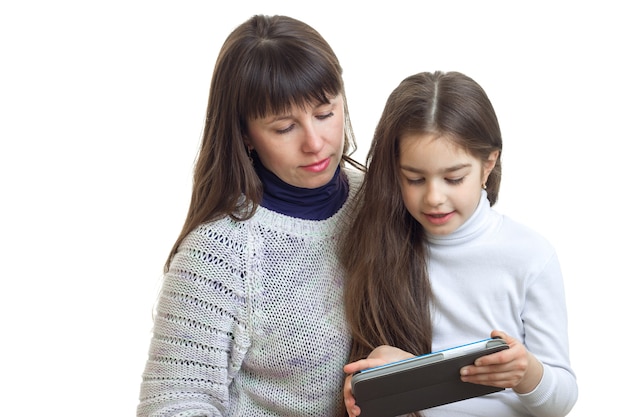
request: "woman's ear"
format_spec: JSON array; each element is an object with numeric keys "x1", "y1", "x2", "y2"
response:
[{"x1": 242, "y1": 134, "x2": 253, "y2": 151}]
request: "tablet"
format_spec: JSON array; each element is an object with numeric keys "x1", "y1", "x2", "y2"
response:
[{"x1": 351, "y1": 337, "x2": 509, "y2": 417}]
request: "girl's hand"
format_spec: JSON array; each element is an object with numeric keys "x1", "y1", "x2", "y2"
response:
[
  {"x1": 343, "y1": 346, "x2": 415, "y2": 417},
  {"x1": 459, "y1": 330, "x2": 544, "y2": 394}
]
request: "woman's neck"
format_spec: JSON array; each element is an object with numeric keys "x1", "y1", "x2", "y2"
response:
[{"x1": 253, "y1": 155, "x2": 348, "y2": 220}]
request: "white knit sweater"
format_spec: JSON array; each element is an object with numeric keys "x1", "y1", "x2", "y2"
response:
[{"x1": 137, "y1": 168, "x2": 363, "y2": 417}]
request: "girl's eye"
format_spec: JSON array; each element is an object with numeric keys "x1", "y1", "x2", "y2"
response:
[
  {"x1": 407, "y1": 178, "x2": 425, "y2": 185},
  {"x1": 446, "y1": 177, "x2": 465, "y2": 185}
]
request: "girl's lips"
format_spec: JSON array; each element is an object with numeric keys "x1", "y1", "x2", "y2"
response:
[
  {"x1": 302, "y1": 157, "x2": 331, "y2": 173},
  {"x1": 424, "y1": 211, "x2": 455, "y2": 225}
]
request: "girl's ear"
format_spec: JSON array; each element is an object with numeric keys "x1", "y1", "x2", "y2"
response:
[{"x1": 482, "y1": 150, "x2": 500, "y2": 183}]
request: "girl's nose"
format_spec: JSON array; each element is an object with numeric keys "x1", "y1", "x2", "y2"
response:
[{"x1": 425, "y1": 182, "x2": 445, "y2": 207}]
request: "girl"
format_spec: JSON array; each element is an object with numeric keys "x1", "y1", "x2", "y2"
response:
[
  {"x1": 340, "y1": 71, "x2": 577, "y2": 416},
  {"x1": 137, "y1": 15, "x2": 364, "y2": 416}
]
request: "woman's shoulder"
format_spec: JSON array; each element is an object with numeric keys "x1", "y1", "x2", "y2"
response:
[
  {"x1": 343, "y1": 164, "x2": 365, "y2": 188},
  {"x1": 181, "y1": 216, "x2": 248, "y2": 255},
  {"x1": 181, "y1": 166, "x2": 364, "y2": 242}
]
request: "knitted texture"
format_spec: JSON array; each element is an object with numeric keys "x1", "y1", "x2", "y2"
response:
[{"x1": 138, "y1": 168, "x2": 363, "y2": 417}]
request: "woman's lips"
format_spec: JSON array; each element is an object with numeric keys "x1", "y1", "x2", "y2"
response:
[{"x1": 302, "y1": 157, "x2": 331, "y2": 173}]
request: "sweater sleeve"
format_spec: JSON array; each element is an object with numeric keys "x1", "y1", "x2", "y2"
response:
[
  {"x1": 137, "y1": 222, "x2": 251, "y2": 417},
  {"x1": 516, "y1": 250, "x2": 578, "y2": 417}
]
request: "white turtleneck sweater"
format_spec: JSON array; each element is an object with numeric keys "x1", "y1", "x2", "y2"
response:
[{"x1": 422, "y1": 190, "x2": 577, "y2": 417}]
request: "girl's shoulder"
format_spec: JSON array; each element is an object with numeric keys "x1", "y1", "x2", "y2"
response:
[{"x1": 498, "y1": 213, "x2": 556, "y2": 253}]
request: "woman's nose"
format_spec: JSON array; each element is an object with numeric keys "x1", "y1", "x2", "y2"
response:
[{"x1": 301, "y1": 125, "x2": 324, "y2": 153}]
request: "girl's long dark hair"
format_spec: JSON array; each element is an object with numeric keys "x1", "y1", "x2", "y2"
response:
[{"x1": 340, "y1": 71, "x2": 503, "y2": 378}]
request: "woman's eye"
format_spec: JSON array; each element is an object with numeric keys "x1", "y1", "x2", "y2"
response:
[
  {"x1": 317, "y1": 111, "x2": 334, "y2": 120},
  {"x1": 276, "y1": 124, "x2": 295, "y2": 134}
]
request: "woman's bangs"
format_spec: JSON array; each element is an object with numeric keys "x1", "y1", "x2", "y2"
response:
[{"x1": 243, "y1": 54, "x2": 341, "y2": 120}]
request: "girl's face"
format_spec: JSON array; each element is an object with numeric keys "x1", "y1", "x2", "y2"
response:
[
  {"x1": 398, "y1": 133, "x2": 498, "y2": 236},
  {"x1": 245, "y1": 95, "x2": 345, "y2": 189}
]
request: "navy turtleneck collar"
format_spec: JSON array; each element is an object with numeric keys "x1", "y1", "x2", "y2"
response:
[{"x1": 253, "y1": 153, "x2": 348, "y2": 220}]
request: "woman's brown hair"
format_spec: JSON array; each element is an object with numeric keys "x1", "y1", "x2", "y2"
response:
[{"x1": 166, "y1": 15, "x2": 362, "y2": 271}]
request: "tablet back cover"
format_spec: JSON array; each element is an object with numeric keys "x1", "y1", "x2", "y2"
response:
[{"x1": 353, "y1": 344, "x2": 508, "y2": 417}]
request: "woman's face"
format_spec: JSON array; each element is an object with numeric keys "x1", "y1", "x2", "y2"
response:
[{"x1": 245, "y1": 95, "x2": 345, "y2": 189}]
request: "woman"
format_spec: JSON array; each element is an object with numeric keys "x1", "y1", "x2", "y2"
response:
[{"x1": 137, "y1": 15, "x2": 364, "y2": 416}]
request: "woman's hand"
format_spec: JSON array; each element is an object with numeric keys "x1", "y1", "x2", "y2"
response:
[
  {"x1": 459, "y1": 330, "x2": 544, "y2": 394},
  {"x1": 343, "y1": 345, "x2": 415, "y2": 417}
]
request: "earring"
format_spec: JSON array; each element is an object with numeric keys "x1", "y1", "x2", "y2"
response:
[
  {"x1": 482, "y1": 183, "x2": 487, "y2": 190},
  {"x1": 246, "y1": 146, "x2": 254, "y2": 165}
]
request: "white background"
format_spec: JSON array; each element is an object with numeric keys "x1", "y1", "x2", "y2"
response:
[{"x1": 1, "y1": 1, "x2": 622, "y2": 415}]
